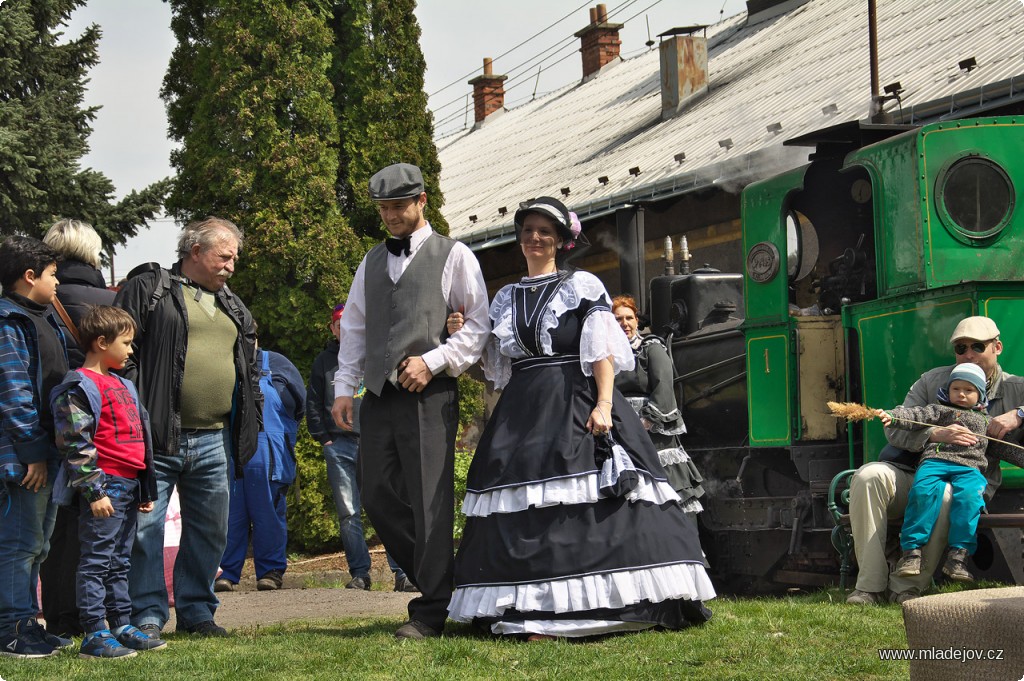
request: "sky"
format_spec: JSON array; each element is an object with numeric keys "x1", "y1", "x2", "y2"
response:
[{"x1": 62, "y1": 0, "x2": 747, "y2": 283}]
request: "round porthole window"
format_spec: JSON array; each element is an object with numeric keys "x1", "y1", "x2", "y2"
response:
[{"x1": 936, "y1": 155, "x2": 1014, "y2": 242}]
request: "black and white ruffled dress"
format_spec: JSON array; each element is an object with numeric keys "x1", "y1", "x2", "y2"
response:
[
  {"x1": 448, "y1": 270, "x2": 715, "y2": 637},
  {"x1": 616, "y1": 334, "x2": 706, "y2": 514}
]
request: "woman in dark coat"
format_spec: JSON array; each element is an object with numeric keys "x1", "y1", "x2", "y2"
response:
[
  {"x1": 611, "y1": 295, "x2": 704, "y2": 514},
  {"x1": 39, "y1": 219, "x2": 115, "y2": 637}
]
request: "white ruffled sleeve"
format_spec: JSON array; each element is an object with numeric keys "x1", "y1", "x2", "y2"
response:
[
  {"x1": 482, "y1": 285, "x2": 514, "y2": 390},
  {"x1": 580, "y1": 308, "x2": 635, "y2": 375}
]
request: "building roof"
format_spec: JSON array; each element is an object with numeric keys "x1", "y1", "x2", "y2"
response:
[{"x1": 438, "y1": 0, "x2": 1024, "y2": 248}]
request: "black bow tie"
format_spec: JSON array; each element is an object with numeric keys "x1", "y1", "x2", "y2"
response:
[{"x1": 385, "y1": 236, "x2": 412, "y2": 257}]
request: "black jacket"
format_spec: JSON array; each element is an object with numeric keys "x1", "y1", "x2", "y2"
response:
[
  {"x1": 113, "y1": 262, "x2": 262, "y2": 475},
  {"x1": 54, "y1": 259, "x2": 115, "y2": 369},
  {"x1": 306, "y1": 339, "x2": 359, "y2": 443}
]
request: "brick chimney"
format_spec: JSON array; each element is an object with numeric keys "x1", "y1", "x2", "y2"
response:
[
  {"x1": 659, "y1": 28, "x2": 709, "y2": 119},
  {"x1": 574, "y1": 4, "x2": 623, "y2": 80},
  {"x1": 468, "y1": 58, "x2": 507, "y2": 125}
]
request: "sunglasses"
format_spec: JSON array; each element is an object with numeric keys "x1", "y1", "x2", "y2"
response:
[{"x1": 954, "y1": 341, "x2": 991, "y2": 355}]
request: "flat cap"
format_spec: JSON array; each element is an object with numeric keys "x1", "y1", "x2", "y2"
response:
[
  {"x1": 369, "y1": 163, "x2": 424, "y2": 201},
  {"x1": 949, "y1": 316, "x2": 1000, "y2": 343}
]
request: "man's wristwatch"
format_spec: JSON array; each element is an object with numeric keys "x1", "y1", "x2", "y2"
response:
[{"x1": 1016, "y1": 407, "x2": 1024, "y2": 424}]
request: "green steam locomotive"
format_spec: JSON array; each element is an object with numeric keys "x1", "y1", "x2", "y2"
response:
[{"x1": 650, "y1": 115, "x2": 1024, "y2": 590}]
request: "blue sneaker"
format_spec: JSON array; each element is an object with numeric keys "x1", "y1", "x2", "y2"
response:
[
  {"x1": 79, "y1": 630, "x2": 138, "y2": 659},
  {"x1": 113, "y1": 624, "x2": 167, "y2": 651}
]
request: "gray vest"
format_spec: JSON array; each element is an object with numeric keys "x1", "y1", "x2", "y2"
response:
[{"x1": 363, "y1": 233, "x2": 456, "y2": 396}]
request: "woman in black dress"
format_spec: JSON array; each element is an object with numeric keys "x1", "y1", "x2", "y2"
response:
[
  {"x1": 447, "y1": 197, "x2": 714, "y2": 639},
  {"x1": 611, "y1": 295, "x2": 704, "y2": 514}
]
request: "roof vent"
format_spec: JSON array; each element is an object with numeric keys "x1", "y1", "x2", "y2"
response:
[{"x1": 658, "y1": 26, "x2": 709, "y2": 120}]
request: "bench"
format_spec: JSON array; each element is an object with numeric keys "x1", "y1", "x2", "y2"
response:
[{"x1": 828, "y1": 469, "x2": 1024, "y2": 588}]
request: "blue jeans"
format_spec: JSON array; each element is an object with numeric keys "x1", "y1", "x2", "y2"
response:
[
  {"x1": 77, "y1": 476, "x2": 138, "y2": 633},
  {"x1": 129, "y1": 430, "x2": 230, "y2": 629},
  {"x1": 901, "y1": 458, "x2": 987, "y2": 553},
  {"x1": 0, "y1": 461, "x2": 57, "y2": 634},
  {"x1": 324, "y1": 438, "x2": 406, "y2": 580}
]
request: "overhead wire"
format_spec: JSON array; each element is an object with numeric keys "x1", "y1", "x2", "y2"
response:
[{"x1": 432, "y1": 0, "x2": 663, "y2": 136}]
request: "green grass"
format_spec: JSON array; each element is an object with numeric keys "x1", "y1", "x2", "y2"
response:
[{"x1": 0, "y1": 588, "x2": 919, "y2": 681}]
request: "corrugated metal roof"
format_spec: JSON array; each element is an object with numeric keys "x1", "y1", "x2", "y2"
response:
[{"x1": 438, "y1": 0, "x2": 1024, "y2": 246}]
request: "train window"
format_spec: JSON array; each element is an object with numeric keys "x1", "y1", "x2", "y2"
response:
[
  {"x1": 786, "y1": 210, "x2": 819, "y2": 281},
  {"x1": 937, "y1": 156, "x2": 1015, "y2": 241}
]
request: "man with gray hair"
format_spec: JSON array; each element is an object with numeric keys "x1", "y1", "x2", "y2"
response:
[{"x1": 114, "y1": 217, "x2": 261, "y2": 638}]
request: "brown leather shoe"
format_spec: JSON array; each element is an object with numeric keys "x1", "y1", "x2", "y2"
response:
[
  {"x1": 395, "y1": 620, "x2": 441, "y2": 640},
  {"x1": 846, "y1": 589, "x2": 885, "y2": 605}
]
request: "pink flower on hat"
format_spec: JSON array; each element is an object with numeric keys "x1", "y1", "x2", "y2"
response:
[{"x1": 562, "y1": 212, "x2": 582, "y2": 251}]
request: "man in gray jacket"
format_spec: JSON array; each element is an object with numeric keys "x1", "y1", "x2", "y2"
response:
[{"x1": 846, "y1": 316, "x2": 1024, "y2": 604}]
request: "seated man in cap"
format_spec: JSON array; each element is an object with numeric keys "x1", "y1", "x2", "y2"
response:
[
  {"x1": 331, "y1": 163, "x2": 490, "y2": 639},
  {"x1": 846, "y1": 316, "x2": 1024, "y2": 605}
]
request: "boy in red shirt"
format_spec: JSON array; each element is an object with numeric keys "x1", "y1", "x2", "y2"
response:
[{"x1": 50, "y1": 306, "x2": 164, "y2": 658}]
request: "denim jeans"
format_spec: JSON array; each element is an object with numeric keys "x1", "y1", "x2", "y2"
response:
[
  {"x1": 77, "y1": 476, "x2": 139, "y2": 633},
  {"x1": 324, "y1": 437, "x2": 371, "y2": 578},
  {"x1": 129, "y1": 429, "x2": 230, "y2": 629},
  {"x1": 0, "y1": 461, "x2": 57, "y2": 635}
]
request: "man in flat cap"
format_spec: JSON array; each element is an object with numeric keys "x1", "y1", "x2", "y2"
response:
[
  {"x1": 846, "y1": 315, "x2": 1024, "y2": 606},
  {"x1": 331, "y1": 162, "x2": 489, "y2": 639}
]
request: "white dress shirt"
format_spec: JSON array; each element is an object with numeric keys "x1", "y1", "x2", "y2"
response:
[{"x1": 334, "y1": 224, "x2": 490, "y2": 398}]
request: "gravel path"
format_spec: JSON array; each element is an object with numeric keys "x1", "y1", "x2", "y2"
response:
[{"x1": 164, "y1": 570, "x2": 416, "y2": 632}]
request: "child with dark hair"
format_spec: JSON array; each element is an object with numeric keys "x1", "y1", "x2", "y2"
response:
[
  {"x1": 50, "y1": 305, "x2": 163, "y2": 658},
  {"x1": 0, "y1": 236, "x2": 71, "y2": 658}
]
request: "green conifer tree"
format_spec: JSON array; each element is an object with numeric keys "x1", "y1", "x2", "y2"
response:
[
  {"x1": 331, "y1": 0, "x2": 447, "y2": 239},
  {"x1": 162, "y1": 0, "x2": 360, "y2": 367},
  {"x1": 0, "y1": 0, "x2": 167, "y2": 248}
]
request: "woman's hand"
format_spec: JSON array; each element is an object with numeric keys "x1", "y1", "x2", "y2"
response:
[
  {"x1": 446, "y1": 307, "x2": 465, "y2": 335},
  {"x1": 587, "y1": 401, "x2": 612, "y2": 435},
  {"x1": 875, "y1": 409, "x2": 892, "y2": 426}
]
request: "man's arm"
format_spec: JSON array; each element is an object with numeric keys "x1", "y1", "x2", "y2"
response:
[
  {"x1": 305, "y1": 355, "x2": 330, "y2": 444},
  {"x1": 417, "y1": 243, "x2": 490, "y2": 383},
  {"x1": 112, "y1": 274, "x2": 153, "y2": 384}
]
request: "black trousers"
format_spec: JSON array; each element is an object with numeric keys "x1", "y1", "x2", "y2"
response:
[
  {"x1": 359, "y1": 378, "x2": 458, "y2": 631},
  {"x1": 39, "y1": 503, "x2": 83, "y2": 636}
]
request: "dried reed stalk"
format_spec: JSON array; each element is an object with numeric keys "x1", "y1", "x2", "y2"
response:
[{"x1": 826, "y1": 401, "x2": 1024, "y2": 452}]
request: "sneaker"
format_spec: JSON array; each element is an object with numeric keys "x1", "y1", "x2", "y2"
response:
[
  {"x1": 394, "y1": 620, "x2": 441, "y2": 640},
  {"x1": 889, "y1": 589, "x2": 920, "y2": 605},
  {"x1": 393, "y1": 574, "x2": 419, "y2": 593},
  {"x1": 846, "y1": 589, "x2": 885, "y2": 605},
  {"x1": 214, "y1": 578, "x2": 236, "y2": 593},
  {"x1": 942, "y1": 547, "x2": 975, "y2": 582},
  {"x1": 256, "y1": 569, "x2": 283, "y2": 591},
  {"x1": 0, "y1": 619, "x2": 58, "y2": 659},
  {"x1": 176, "y1": 619, "x2": 228, "y2": 637},
  {"x1": 138, "y1": 623, "x2": 163, "y2": 640},
  {"x1": 345, "y1": 575, "x2": 371, "y2": 591},
  {"x1": 23, "y1": 618, "x2": 73, "y2": 651},
  {"x1": 113, "y1": 624, "x2": 167, "y2": 651},
  {"x1": 894, "y1": 548, "x2": 922, "y2": 577},
  {"x1": 79, "y1": 630, "x2": 138, "y2": 659}
]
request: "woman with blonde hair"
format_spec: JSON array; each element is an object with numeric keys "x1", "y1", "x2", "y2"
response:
[{"x1": 39, "y1": 218, "x2": 115, "y2": 638}]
